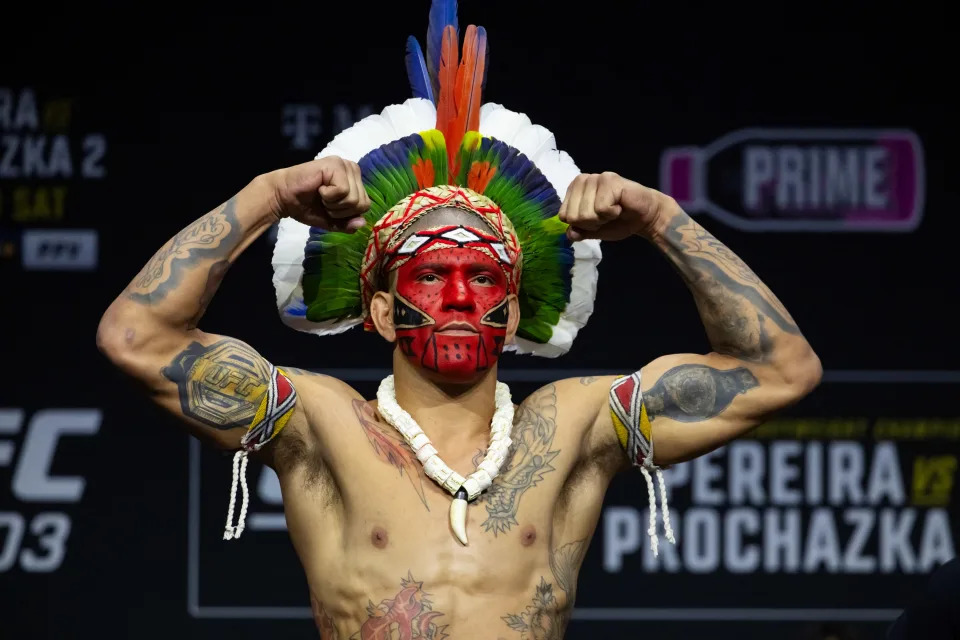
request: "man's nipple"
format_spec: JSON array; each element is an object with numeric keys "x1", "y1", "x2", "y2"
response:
[
  {"x1": 371, "y1": 526, "x2": 389, "y2": 549},
  {"x1": 520, "y1": 525, "x2": 537, "y2": 547}
]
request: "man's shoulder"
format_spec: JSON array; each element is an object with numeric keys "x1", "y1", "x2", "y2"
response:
[
  {"x1": 515, "y1": 376, "x2": 617, "y2": 432},
  {"x1": 519, "y1": 375, "x2": 618, "y2": 408},
  {"x1": 281, "y1": 367, "x2": 361, "y2": 392},
  {"x1": 265, "y1": 367, "x2": 365, "y2": 473},
  {"x1": 278, "y1": 366, "x2": 365, "y2": 428}
]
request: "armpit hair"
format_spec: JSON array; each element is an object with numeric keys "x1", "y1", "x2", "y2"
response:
[{"x1": 269, "y1": 429, "x2": 341, "y2": 504}]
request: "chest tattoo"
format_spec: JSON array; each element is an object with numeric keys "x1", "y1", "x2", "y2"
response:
[
  {"x1": 353, "y1": 400, "x2": 430, "y2": 511},
  {"x1": 480, "y1": 385, "x2": 560, "y2": 536}
]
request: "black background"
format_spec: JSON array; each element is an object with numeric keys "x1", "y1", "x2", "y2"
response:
[{"x1": 1, "y1": 1, "x2": 957, "y2": 638}]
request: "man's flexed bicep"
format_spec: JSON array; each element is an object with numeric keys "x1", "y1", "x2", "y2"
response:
[
  {"x1": 625, "y1": 352, "x2": 811, "y2": 466},
  {"x1": 562, "y1": 172, "x2": 821, "y2": 468},
  {"x1": 97, "y1": 314, "x2": 305, "y2": 455}
]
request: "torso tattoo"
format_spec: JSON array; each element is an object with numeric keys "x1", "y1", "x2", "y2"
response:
[
  {"x1": 351, "y1": 387, "x2": 562, "y2": 537},
  {"x1": 502, "y1": 539, "x2": 587, "y2": 639},
  {"x1": 352, "y1": 399, "x2": 431, "y2": 510},
  {"x1": 313, "y1": 573, "x2": 449, "y2": 640},
  {"x1": 480, "y1": 385, "x2": 560, "y2": 536}
]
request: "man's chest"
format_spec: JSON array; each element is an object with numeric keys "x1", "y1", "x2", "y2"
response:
[{"x1": 329, "y1": 392, "x2": 584, "y2": 538}]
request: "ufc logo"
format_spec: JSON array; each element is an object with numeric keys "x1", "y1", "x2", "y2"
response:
[
  {"x1": 0, "y1": 409, "x2": 101, "y2": 502},
  {"x1": 21, "y1": 230, "x2": 98, "y2": 271},
  {"x1": 36, "y1": 241, "x2": 79, "y2": 258}
]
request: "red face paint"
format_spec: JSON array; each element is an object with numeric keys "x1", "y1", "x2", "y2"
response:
[{"x1": 393, "y1": 244, "x2": 509, "y2": 381}]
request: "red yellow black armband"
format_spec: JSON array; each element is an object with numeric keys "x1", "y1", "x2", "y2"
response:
[
  {"x1": 609, "y1": 371, "x2": 675, "y2": 556},
  {"x1": 224, "y1": 365, "x2": 298, "y2": 541}
]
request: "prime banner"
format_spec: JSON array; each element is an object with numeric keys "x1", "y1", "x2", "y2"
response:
[{"x1": 186, "y1": 376, "x2": 957, "y2": 622}]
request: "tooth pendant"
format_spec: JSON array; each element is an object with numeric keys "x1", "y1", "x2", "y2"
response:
[{"x1": 449, "y1": 487, "x2": 469, "y2": 545}]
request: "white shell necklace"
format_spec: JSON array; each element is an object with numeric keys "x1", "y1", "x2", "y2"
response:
[{"x1": 375, "y1": 375, "x2": 514, "y2": 545}]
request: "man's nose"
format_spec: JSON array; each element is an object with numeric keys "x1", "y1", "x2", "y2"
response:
[{"x1": 442, "y1": 275, "x2": 474, "y2": 311}]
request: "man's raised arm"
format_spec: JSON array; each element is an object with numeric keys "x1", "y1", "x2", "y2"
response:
[
  {"x1": 560, "y1": 173, "x2": 821, "y2": 468},
  {"x1": 96, "y1": 157, "x2": 369, "y2": 454}
]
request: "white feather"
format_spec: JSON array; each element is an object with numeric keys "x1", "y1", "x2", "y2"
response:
[
  {"x1": 510, "y1": 124, "x2": 556, "y2": 164},
  {"x1": 529, "y1": 149, "x2": 581, "y2": 201},
  {"x1": 381, "y1": 103, "x2": 426, "y2": 138},
  {"x1": 479, "y1": 103, "x2": 532, "y2": 144}
]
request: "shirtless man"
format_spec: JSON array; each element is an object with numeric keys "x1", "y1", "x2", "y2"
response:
[{"x1": 97, "y1": 155, "x2": 821, "y2": 638}]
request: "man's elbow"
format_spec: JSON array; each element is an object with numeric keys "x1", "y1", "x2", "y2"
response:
[
  {"x1": 97, "y1": 305, "x2": 128, "y2": 362},
  {"x1": 776, "y1": 343, "x2": 823, "y2": 400},
  {"x1": 96, "y1": 301, "x2": 148, "y2": 373}
]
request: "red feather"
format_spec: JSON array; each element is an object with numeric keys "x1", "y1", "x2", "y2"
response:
[
  {"x1": 447, "y1": 25, "x2": 486, "y2": 176},
  {"x1": 467, "y1": 27, "x2": 487, "y2": 133},
  {"x1": 434, "y1": 24, "x2": 487, "y2": 177},
  {"x1": 435, "y1": 25, "x2": 459, "y2": 165}
]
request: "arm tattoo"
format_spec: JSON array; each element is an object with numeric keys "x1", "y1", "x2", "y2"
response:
[
  {"x1": 126, "y1": 198, "x2": 241, "y2": 304},
  {"x1": 162, "y1": 338, "x2": 272, "y2": 429},
  {"x1": 579, "y1": 376, "x2": 599, "y2": 385},
  {"x1": 503, "y1": 539, "x2": 586, "y2": 638},
  {"x1": 480, "y1": 385, "x2": 560, "y2": 536},
  {"x1": 644, "y1": 363, "x2": 759, "y2": 423},
  {"x1": 353, "y1": 400, "x2": 430, "y2": 511},
  {"x1": 661, "y1": 213, "x2": 800, "y2": 362},
  {"x1": 315, "y1": 572, "x2": 449, "y2": 639}
]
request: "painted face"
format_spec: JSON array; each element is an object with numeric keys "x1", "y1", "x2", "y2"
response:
[{"x1": 393, "y1": 242, "x2": 510, "y2": 381}]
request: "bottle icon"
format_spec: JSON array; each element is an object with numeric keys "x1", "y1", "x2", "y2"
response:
[{"x1": 659, "y1": 128, "x2": 924, "y2": 232}]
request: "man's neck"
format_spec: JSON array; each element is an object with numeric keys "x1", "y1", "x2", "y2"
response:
[{"x1": 388, "y1": 350, "x2": 500, "y2": 449}]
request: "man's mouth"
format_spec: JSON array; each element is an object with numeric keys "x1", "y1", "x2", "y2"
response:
[{"x1": 436, "y1": 321, "x2": 478, "y2": 335}]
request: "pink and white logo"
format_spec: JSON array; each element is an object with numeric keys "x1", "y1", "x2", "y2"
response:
[{"x1": 660, "y1": 128, "x2": 925, "y2": 232}]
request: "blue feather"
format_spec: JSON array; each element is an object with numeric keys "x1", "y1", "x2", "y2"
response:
[
  {"x1": 405, "y1": 36, "x2": 434, "y2": 102},
  {"x1": 478, "y1": 26, "x2": 490, "y2": 92},
  {"x1": 426, "y1": 0, "x2": 458, "y2": 98}
]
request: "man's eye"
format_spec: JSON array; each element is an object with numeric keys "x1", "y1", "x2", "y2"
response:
[
  {"x1": 474, "y1": 275, "x2": 492, "y2": 285},
  {"x1": 419, "y1": 274, "x2": 439, "y2": 283}
]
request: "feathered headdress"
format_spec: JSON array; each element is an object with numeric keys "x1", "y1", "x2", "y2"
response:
[{"x1": 272, "y1": 0, "x2": 601, "y2": 357}]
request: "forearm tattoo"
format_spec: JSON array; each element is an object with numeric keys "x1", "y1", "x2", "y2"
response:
[
  {"x1": 162, "y1": 338, "x2": 273, "y2": 429},
  {"x1": 503, "y1": 539, "x2": 586, "y2": 638},
  {"x1": 644, "y1": 363, "x2": 758, "y2": 423},
  {"x1": 126, "y1": 198, "x2": 241, "y2": 304},
  {"x1": 660, "y1": 212, "x2": 800, "y2": 362}
]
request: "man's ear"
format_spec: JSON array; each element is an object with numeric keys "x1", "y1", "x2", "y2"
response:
[
  {"x1": 504, "y1": 293, "x2": 521, "y2": 344},
  {"x1": 369, "y1": 291, "x2": 396, "y2": 342}
]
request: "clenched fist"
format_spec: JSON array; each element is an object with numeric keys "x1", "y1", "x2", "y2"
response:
[
  {"x1": 269, "y1": 156, "x2": 371, "y2": 232},
  {"x1": 559, "y1": 172, "x2": 672, "y2": 242}
]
